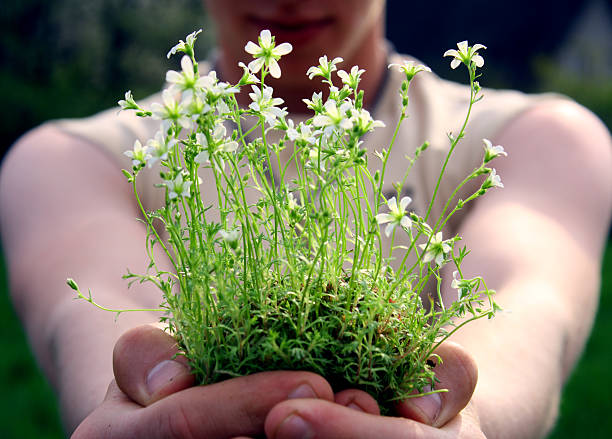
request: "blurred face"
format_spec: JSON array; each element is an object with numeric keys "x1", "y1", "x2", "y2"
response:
[{"x1": 204, "y1": 0, "x2": 386, "y2": 82}]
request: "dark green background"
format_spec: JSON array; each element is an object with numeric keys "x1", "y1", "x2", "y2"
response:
[{"x1": 1, "y1": 1, "x2": 610, "y2": 437}]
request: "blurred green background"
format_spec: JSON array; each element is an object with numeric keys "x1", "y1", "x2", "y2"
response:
[{"x1": 1, "y1": 0, "x2": 611, "y2": 437}]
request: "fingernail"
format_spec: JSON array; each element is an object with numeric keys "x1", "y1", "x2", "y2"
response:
[
  {"x1": 146, "y1": 360, "x2": 187, "y2": 395},
  {"x1": 412, "y1": 390, "x2": 442, "y2": 424},
  {"x1": 288, "y1": 383, "x2": 316, "y2": 399},
  {"x1": 276, "y1": 414, "x2": 314, "y2": 439}
]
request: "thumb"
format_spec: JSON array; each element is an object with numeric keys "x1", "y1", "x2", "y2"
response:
[
  {"x1": 395, "y1": 341, "x2": 478, "y2": 428},
  {"x1": 113, "y1": 324, "x2": 195, "y2": 406}
]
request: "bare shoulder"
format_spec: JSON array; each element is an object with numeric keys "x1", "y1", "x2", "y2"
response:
[
  {"x1": 0, "y1": 123, "x2": 134, "y2": 256},
  {"x1": 495, "y1": 98, "x2": 611, "y2": 177},
  {"x1": 491, "y1": 99, "x2": 611, "y2": 224}
]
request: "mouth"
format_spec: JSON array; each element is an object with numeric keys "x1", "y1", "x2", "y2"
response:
[{"x1": 246, "y1": 15, "x2": 335, "y2": 46}]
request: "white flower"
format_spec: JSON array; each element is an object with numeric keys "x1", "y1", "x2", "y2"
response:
[
  {"x1": 375, "y1": 196, "x2": 412, "y2": 237},
  {"x1": 219, "y1": 228, "x2": 241, "y2": 248},
  {"x1": 124, "y1": 140, "x2": 151, "y2": 167},
  {"x1": 166, "y1": 56, "x2": 207, "y2": 92},
  {"x1": 337, "y1": 65, "x2": 364, "y2": 89},
  {"x1": 451, "y1": 271, "x2": 471, "y2": 301},
  {"x1": 151, "y1": 89, "x2": 192, "y2": 129},
  {"x1": 146, "y1": 131, "x2": 176, "y2": 167},
  {"x1": 306, "y1": 55, "x2": 343, "y2": 80},
  {"x1": 307, "y1": 147, "x2": 327, "y2": 172},
  {"x1": 483, "y1": 168, "x2": 504, "y2": 189},
  {"x1": 287, "y1": 192, "x2": 299, "y2": 210},
  {"x1": 164, "y1": 173, "x2": 192, "y2": 199},
  {"x1": 244, "y1": 29, "x2": 292, "y2": 78},
  {"x1": 419, "y1": 232, "x2": 452, "y2": 266},
  {"x1": 215, "y1": 99, "x2": 231, "y2": 117},
  {"x1": 248, "y1": 85, "x2": 286, "y2": 126},
  {"x1": 194, "y1": 132, "x2": 210, "y2": 164},
  {"x1": 352, "y1": 108, "x2": 385, "y2": 135},
  {"x1": 286, "y1": 121, "x2": 316, "y2": 145},
  {"x1": 237, "y1": 61, "x2": 260, "y2": 86},
  {"x1": 312, "y1": 99, "x2": 353, "y2": 136},
  {"x1": 167, "y1": 29, "x2": 202, "y2": 59},
  {"x1": 482, "y1": 138, "x2": 507, "y2": 163},
  {"x1": 444, "y1": 41, "x2": 486, "y2": 69},
  {"x1": 194, "y1": 126, "x2": 238, "y2": 172},
  {"x1": 302, "y1": 91, "x2": 324, "y2": 113},
  {"x1": 118, "y1": 90, "x2": 138, "y2": 111},
  {"x1": 388, "y1": 60, "x2": 431, "y2": 80}
]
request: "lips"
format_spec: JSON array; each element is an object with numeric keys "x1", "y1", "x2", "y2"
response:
[{"x1": 246, "y1": 15, "x2": 335, "y2": 46}]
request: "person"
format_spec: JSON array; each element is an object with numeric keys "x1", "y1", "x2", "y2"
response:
[{"x1": 1, "y1": 0, "x2": 610, "y2": 437}]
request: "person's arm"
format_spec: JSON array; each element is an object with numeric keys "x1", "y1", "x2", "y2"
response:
[
  {"x1": 445, "y1": 99, "x2": 612, "y2": 438},
  {"x1": 0, "y1": 124, "x2": 167, "y2": 431}
]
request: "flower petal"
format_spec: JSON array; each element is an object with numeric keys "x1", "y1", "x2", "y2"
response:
[
  {"x1": 274, "y1": 42, "x2": 293, "y2": 56},
  {"x1": 384, "y1": 223, "x2": 394, "y2": 238},
  {"x1": 260, "y1": 29, "x2": 272, "y2": 47},
  {"x1": 245, "y1": 41, "x2": 260, "y2": 55},
  {"x1": 399, "y1": 196, "x2": 412, "y2": 211},
  {"x1": 268, "y1": 59, "x2": 282, "y2": 78},
  {"x1": 248, "y1": 57, "x2": 265, "y2": 73}
]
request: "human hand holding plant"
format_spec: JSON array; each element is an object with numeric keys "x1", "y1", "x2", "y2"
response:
[{"x1": 72, "y1": 324, "x2": 481, "y2": 438}]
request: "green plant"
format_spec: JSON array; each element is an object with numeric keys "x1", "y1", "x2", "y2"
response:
[{"x1": 69, "y1": 31, "x2": 501, "y2": 412}]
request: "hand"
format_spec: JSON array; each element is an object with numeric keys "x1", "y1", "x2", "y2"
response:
[
  {"x1": 71, "y1": 325, "x2": 336, "y2": 438},
  {"x1": 73, "y1": 325, "x2": 480, "y2": 438},
  {"x1": 265, "y1": 342, "x2": 483, "y2": 439}
]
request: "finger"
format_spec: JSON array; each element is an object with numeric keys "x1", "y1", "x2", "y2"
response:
[
  {"x1": 71, "y1": 380, "x2": 143, "y2": 438},
  {"x1": 334, "y1": 389, "x2": 380, "y2": 415},
  {"x1": 395, "y1": 341, "x2": 478, "y2": 427},
  {"x1": 113, "y1": 324, "x2": 195, "y2": 406},
  {"x1": 266, "y1": 398, "x2": 485, "y2": 439},
  {"x1": 266, "y1": 398, "x2": 434, "y2": 439},
  {"x1": 138, "y1": 370, "x2": 334, "y2": 438},
  {"x1": 75, "y1": 371, "x2": 334, "y2": 439}
]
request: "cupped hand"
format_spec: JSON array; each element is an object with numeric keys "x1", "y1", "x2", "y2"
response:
[
  {"x1": 73, "y1": 326, "x2": 481, "y2": 438},
  {"x1": 264, "y1": 342, "x2": 484, "y2": 439},
  {"x1": 71, "y1": 325, "x2": 335, "y2": 438}
]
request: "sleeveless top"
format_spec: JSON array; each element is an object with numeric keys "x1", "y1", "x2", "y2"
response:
[{"x1": 49, "y1": 53, "x2": 563, "y2": 253}]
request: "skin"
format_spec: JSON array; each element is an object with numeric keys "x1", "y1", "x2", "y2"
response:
[
  {"x1": 205, "y1": 0, "x2": 387, "y2": 112},
  {"x1": 1, "y1": 0, "x2": 611, "y2": 437}
]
